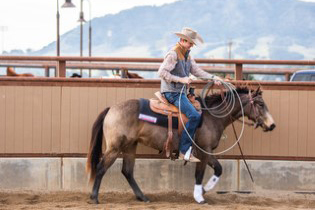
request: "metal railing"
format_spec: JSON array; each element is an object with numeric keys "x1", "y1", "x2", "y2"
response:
[{"x1": 1, "y1": 55, "x2": 315, "y2": 80}]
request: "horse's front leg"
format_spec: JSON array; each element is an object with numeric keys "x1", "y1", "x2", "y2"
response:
[
  {"x1": 194, "y1": 159, "x2": 208, "y2": 204},
  {"x1": 203, "y1": 156, "x2": 222, "y2": 193}
]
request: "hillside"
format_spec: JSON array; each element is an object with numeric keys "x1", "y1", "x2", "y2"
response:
[{"x1": 33, "y1": 0, "x2": 315, "y2": 60}]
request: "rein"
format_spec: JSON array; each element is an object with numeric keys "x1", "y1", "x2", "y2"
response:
[
  {"x1": 222, "y1": 89, "x2": 255, "y2": 183},
  {"x1": 230, "y1": 121, "x2": 255, "y2": 183}
]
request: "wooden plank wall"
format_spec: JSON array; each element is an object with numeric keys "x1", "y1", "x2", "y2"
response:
[
  {"x1": 0, "y1": 83, "x2": 315, "y2": 159},
  {"x1": 216, "y1": 89, "x2": 315, "y2": 158}
]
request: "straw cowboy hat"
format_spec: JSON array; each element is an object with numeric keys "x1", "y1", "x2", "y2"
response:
[{"x1": 174, "y1": 27, "x2": 204, "y2": 45}]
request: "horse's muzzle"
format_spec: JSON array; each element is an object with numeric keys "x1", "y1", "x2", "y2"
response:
[
  {"x1": 269, "y1": 123, "x2": 276, "y2": 131},
  {"x1": 261, "y1": 123, "x2": 276, "y2": 132},
  {"x1": 264, "y1": 123, "x2": 276, "y2": 132}
]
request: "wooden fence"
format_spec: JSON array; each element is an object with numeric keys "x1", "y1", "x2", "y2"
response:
[{"x1": 0, "y1": 77, "x2": 315, "y2": 160}]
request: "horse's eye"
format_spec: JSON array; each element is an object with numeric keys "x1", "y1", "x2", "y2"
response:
[
  {"x1": 254, "y1": 101, "x2": 263, "y2": 107},
  {"x1": 257, "y1": 103, "x2": 264, "y2": 108}
]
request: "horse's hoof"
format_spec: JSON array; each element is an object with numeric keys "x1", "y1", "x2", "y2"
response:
[
  {"x1": 136, "y1": 195, "x2": 150, "y2": 203},
  {"x1": 198, "y1": 200, "x2": 207, "y2": 205},
  {"x1": 88, "y1": 199, "x2": 99, "y2": 204},
  {"x1": 89, "y1": 195, "x2": 99, "y2": 204}
]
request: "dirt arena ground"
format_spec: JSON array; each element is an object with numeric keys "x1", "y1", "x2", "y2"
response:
[{"x1": 0, "y1": 190, "x2": 314, "y2": 210}]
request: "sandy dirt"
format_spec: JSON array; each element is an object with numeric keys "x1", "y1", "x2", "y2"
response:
[{"x1": 0, "y1": 190, "x2": 314, "y2": 210}]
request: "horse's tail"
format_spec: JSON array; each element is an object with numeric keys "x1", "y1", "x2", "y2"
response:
[{"x1": 86, "y1": 107, "x2": 110, "y2": 183}]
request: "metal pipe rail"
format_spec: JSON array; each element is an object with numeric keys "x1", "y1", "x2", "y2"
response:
[
  {"x1": 0, "y1": 61, "x2": 301, "y2": 77},
  {"x1": 1, "y1": 55, "x2": 315, "y2": 79}
]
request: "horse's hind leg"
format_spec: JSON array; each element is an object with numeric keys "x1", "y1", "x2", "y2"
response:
[
  {"x1": 121, "y1": 143, "x2": 150, "y2": 202},
  {"x1": 90, "y1": 149, "x2": 119, "y2": 204}
]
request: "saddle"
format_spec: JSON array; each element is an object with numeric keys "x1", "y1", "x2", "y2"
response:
[{"x1": 150, "y1": 91, "x2": 201, "y2": 159}]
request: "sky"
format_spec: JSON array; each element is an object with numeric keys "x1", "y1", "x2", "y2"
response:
[
  {"x1": 0, "y1": 0, "x2": 179, "y2": 53},
  {"x1": 0, "y1": 0, "x2": 314, "y2": 53}
]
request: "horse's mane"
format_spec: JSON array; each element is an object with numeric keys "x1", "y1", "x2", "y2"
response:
[{"x1": 196, "y1": 86, "x2": 250, "y2": 108}]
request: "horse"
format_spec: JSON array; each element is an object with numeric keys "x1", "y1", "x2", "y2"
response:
[
  {"x1": 86, "y1": 86, "x2": 276, "y2": 204},
  {"x1": 121, "y1": 69, "x2": 144, "y2": 79},
  {"x1": 6, "y1": 67, "x2": 34, "y2": 77}
]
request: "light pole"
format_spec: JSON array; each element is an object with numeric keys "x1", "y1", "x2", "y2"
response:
[
  {"x1": 0, "y1": 26, "x2": 8, "y2": 54},
  {"x1": 78, "y1": 0, "x2": 85, "y2": 57},
  {"x1": 87, "y1": 0, "x2": 92, "y2": 57},
  {"x1": 78, "y1": 0, "x2": 92, "y2": 76},
  {"x1": 56, "y1": 0, "x2": 75, "y2": 56},
  {"x1": 87, "y1": 0, "x2": 92, "y2": 77},
  {"x1": 78, "y1": 0, "x2": 92, "y2": 57}
]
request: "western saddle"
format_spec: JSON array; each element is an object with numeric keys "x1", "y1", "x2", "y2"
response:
[{"x1": 150, "y1": 90, "x2": 201, "y2": 159}]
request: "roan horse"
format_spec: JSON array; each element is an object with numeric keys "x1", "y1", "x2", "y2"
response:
[
  {"x1": 86, "y1": 86, "x2": 276, "y2": 204},
  {"x1": 6, "y1": 67, "x2": 34, "y2": 77}
]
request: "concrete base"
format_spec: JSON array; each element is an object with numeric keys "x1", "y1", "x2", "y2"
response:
[
  {"x1": 62, "y1": 158, "x2": 237, "y2": 192},
  {"x1": 0, "y1": 158, "x2": 61, "y2": 190},
  {"x1": 239, "y1": 160, "x2": 315, "y2": 192},
  {"x1": 0, "y1": 158, "x2": 314, "y2": 193}
]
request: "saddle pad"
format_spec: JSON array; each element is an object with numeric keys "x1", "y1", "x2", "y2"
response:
[{"x1": 138, "y1": 98, "x2": 202, "y2": 129}]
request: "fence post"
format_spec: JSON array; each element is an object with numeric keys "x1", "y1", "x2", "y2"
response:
[
  {"x1": 235, "y1": 64, "x2": 243, "y2": 80},
  {"x1": 285, "y1": 73, "x2": 291, "y2": 81},
  {"x1": 56, "y1": 60, "x2": 66, "y2": 77},
  {"x1": 44, "y1": 66, "x2": 50, "y2": 77}
]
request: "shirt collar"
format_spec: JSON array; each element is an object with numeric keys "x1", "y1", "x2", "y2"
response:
[{"x1": 176, "y1": 42, "x2": 190, "y2": 60}]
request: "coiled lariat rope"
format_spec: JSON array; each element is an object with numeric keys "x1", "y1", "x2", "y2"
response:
[
  {"x1": 178, "y1": 80, "x2": 245, "y2": 156},
  {"x1": 200, "y1": 81, "x2": 236, "y2": 118}
]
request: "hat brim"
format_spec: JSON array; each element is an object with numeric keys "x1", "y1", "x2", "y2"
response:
[{"x1": 174, "y1": 32, "x2": 204, "y2": 45}]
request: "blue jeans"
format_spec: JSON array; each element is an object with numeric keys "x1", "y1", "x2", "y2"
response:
[{"x1": 164, "y1": 92, "x2": 201, "y2": 154}]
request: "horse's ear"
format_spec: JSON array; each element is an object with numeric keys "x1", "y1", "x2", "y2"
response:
[
  {"x1": 254, "y1": 86, "x2": 262, "y2": 96},
  {"x1": 256, "y1": 86, "x2": 261, "y2": 93}
]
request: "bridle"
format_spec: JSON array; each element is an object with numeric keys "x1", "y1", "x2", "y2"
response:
[
  {"x1": 226, "y1": 89, "x2": 260, "y2": 127},
  {"x1": 247, "y1": 89, "x2": 262, "y2": 128}
]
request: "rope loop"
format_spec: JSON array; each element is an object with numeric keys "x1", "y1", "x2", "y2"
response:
[{"x1": 179, "y1": 79, "x2": 245, "y2": 155}]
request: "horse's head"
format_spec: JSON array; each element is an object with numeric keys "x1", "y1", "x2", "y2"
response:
[
  {"x1": 199, "y1": 85, "x2": 276, "y2": 132},
  {"x1": 243, "y1": 87, "x2": 276, "y2": 132}
]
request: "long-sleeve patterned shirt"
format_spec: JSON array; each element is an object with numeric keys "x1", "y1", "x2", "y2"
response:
[{"x1": 158, "y1": 45, "x2": 217, "y2": 93}]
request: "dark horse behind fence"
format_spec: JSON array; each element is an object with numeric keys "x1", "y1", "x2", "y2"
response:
[{"x1": 86, "y1": 86, "x2": 275, "y2": 204}]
